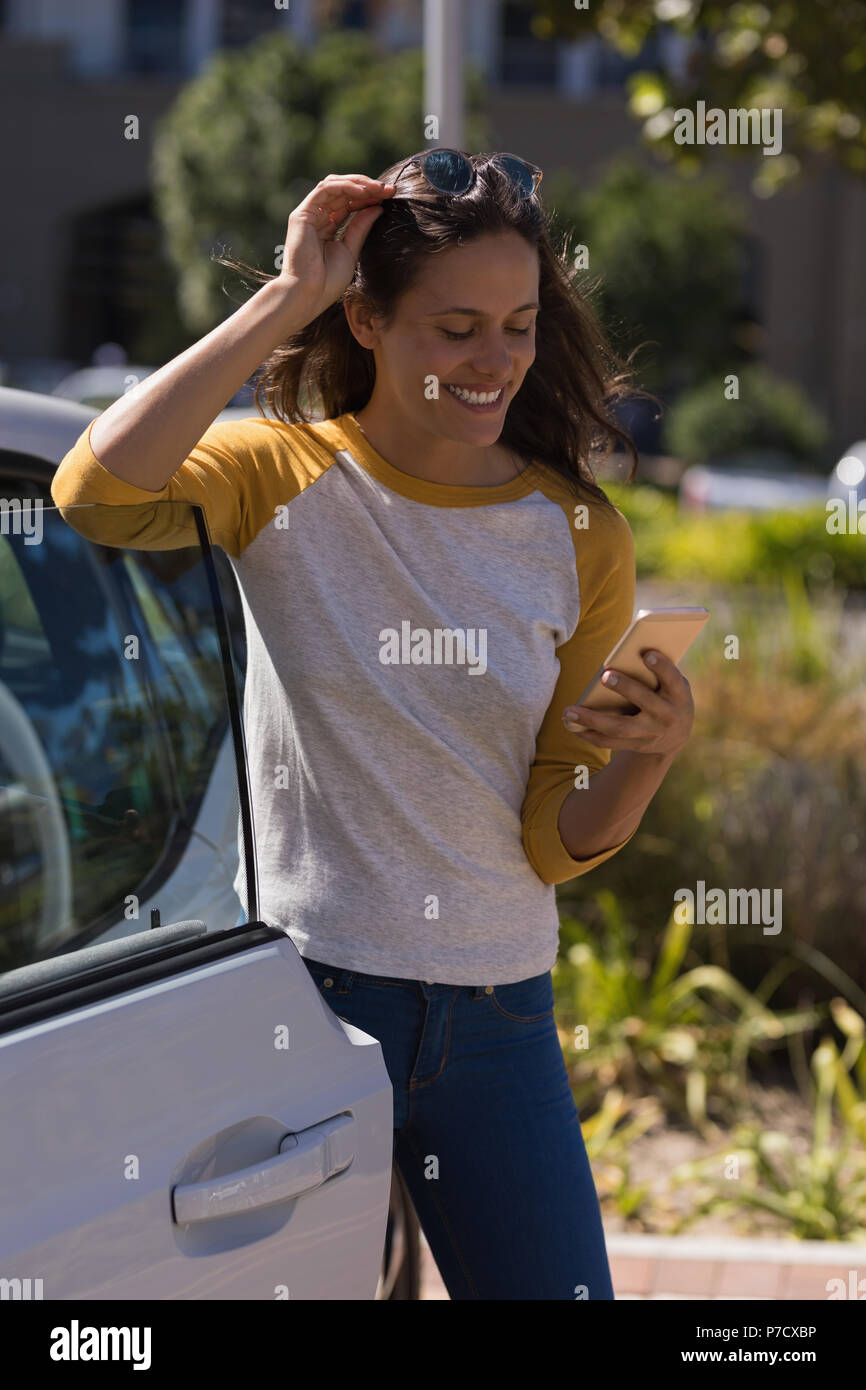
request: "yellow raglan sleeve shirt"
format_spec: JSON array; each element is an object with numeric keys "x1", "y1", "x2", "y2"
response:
[{"x1": 48, "y1": 409, "x2": 639, "y2": 981}]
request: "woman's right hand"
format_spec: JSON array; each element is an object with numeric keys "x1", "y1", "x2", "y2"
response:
[{"x1": 280, "y1": 174, "x2": 396, "y2": 315}]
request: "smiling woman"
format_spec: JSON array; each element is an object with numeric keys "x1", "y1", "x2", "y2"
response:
[{"x1": 51, "y1": 149, "x2": 691, "y2": 1302}]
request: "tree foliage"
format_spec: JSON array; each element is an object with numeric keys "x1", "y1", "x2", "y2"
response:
[
  {"x1": 546, "y1": 158, "x2": 752, "y2": 392},
  {"x1": 531, "y1": 0, "x2": 866, "y2": 192}
]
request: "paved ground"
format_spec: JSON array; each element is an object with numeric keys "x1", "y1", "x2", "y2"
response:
[{"x1": 419, "y1": 1232, "x2": 866, "y2": 1301}]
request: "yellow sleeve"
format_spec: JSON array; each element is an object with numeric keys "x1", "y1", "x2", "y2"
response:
[
  {"x1": 521, "y1": 498, "x2": 637, "y2": 885},
  {"x1": 49, "y1": 415, "x2": 300, "y2": 557}
]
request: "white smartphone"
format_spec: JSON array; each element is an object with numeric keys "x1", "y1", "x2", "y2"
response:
[{"x1": 574, "y1": 607, "x2": 710, "y2": 714}]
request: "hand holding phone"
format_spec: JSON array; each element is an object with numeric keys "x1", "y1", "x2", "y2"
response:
[
  {"x1": 559, "y1": 609, "x2": 708, "y2": 860},
  {"x1": 573, "y1": 607, "x2": 709, "y2": 716}
]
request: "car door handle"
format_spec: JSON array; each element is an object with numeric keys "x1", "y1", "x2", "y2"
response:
[{"x1": 171, "y1": 1113, "x2": 355, "y2": 1225}]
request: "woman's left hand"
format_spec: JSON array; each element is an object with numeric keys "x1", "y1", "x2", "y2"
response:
[{"x1": 562, "y1": 649, "x2": 694, "y2": 756}]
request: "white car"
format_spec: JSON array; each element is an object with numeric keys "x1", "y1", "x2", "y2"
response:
[
  {"x1": 51, "y1": 366, "x2": 257, "y2": 421},
  {"x1": 0, "y1": 387, "x2": 419, "y2": 1300},
  {"x1": 678, "y1": 451, "x2": 830, "y2": 513}
]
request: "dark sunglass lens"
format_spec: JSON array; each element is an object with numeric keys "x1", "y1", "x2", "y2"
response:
[
  {"x1": 496, "y1": 155, "x2": 535, "y2": 197},
  {"x1": 422, "y1": 150, "x2": 473, "y2": 194}
]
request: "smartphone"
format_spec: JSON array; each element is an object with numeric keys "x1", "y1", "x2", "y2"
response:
[{"x1": 574, "y1": 607, "x2": 710, "y2": 714}]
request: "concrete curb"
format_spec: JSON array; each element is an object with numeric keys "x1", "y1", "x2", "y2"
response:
[
  {"x1": 419, "y1": 1233, "x2": 866, "y2": 1300},
  {"x1": 606, "y1": 1234, "x2": 866, "y2": 1262},
  {"x1": 605, "y1": 1234, "x2": 866, "y2": 1300}
]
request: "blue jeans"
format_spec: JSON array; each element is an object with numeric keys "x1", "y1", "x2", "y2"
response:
[{"x1": 300, "y1": 955, "x2": 615, "y2": 1301}]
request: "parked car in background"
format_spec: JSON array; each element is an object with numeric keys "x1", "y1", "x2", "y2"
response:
[
  {"x1": 51, "y1": 364, "x2": 159, "y2": 410},
  {"x1": 0, "y1": 386, "x2": 419, "y2": 1300},
  {"x1": 678, "y1": 449, "x2": 831, "y2": 513},
  {"x1": 52, "y1": 367, "x2": 258, "y2": 421}
]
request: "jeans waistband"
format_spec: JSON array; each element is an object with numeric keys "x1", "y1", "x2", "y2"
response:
[{"x1": 301, "y1": 954, "x2": 497, "y2": 1000}]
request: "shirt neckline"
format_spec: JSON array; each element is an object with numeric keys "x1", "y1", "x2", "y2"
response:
[{"x1": 311, "y1": 412, "x2": 543, "y2": 508}]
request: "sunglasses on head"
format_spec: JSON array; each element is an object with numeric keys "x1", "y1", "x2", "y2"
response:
[{"x1": 390, "y1": 148, "x2": 543, "y2": 200}]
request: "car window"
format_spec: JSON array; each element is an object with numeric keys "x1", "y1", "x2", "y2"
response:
[{"x1": 0, "y1": 499, "x2": 250, "y2": 978}]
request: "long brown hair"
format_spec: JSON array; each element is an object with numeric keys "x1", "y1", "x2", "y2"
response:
[{"x1": 218, "y1": 150, "x2": 654, "y2": 505}]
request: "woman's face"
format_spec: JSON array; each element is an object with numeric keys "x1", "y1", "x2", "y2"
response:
[{"x1": 348, "y1": 229, "x2": 540, "y2": 446}]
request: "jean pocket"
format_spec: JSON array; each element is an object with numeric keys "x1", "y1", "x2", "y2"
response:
[{"x1": 490, "y1": 971, "x2": 555, "y2": 1023}]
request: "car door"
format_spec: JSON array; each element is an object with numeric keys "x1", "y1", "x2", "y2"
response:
[{"x1": 0, "y1": 493, "x2": 393, "y2": 1300}]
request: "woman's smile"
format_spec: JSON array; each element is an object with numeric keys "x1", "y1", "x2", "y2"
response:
[{"x1": 443, "y1": 382, "x2": 507, "y2": 411}]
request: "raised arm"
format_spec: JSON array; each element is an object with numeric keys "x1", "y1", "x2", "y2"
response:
[{"x1": 83, "y1": 173, "x2": 395, "y2": 492}]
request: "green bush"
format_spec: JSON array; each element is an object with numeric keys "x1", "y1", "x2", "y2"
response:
[
  {"x1": 662, "y1": 364, "x2": 830, "y2": 465},
  {"x1": 604, "y1": 483, "x2": 864, "y2": 591}
]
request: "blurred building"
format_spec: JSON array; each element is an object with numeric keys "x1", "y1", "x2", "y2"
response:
[{"x1": 0, "y1": 0, "x2": 864, "y2": 450}]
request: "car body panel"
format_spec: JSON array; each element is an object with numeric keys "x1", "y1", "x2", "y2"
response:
[
  {"x1": 0, "y1": 933, "x2": 392, "y2": 1300},
  {"x1": 0, "y1": 386, "x2": 397, "y2": 1298}
]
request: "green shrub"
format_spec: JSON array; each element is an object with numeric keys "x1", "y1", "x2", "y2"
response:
[
  {"x1": 662, "y1": 364, "x2": 830, "y2": 465},
  {"x1": 604, "y1": 484, "x2": 864, "y2": 591}
]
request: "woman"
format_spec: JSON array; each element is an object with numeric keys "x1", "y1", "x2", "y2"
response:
[{"x1": 52, "y1": 149, "x2": 694, "y2": 1300}]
